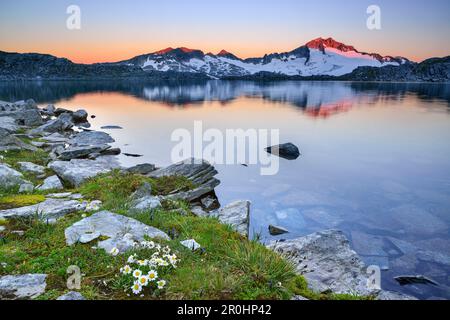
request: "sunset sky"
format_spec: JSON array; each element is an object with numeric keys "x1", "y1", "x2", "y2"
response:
[{"x1": 1, "y1": 0, "x2": 449, "y2": 63}]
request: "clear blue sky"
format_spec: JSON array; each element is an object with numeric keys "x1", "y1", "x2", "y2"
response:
[{"x1": 0, "y1": 0, "x2": 449, "y2": 63}]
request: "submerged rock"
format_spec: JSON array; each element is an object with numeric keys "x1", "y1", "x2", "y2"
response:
[
  {"x1": 394, "y1": 275, "x2": 439, "y2": 286},
  {"x1": 101, "y1": 125, "x2": 123, "y2": 129},
  {"x1": 0, "y1": 198, "x2": 86, "y2": 220},
  {"x1": 65, "y1": 211, "x2": 170, "y2": 254},
  {"x1": 0, "y1": 274, "x2": 47, "y2": 300},
  {"x1": 265, "y1": 143, "x2": 300, "y2": 160},
  {"x1": 48, "y1": 156, "x2": 121, "y2": 187}
]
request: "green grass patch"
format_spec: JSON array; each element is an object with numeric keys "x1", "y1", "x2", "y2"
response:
[
  {"x1": 0, "y1": 194, "x2": 45, "y2": 210},
  {"x1": 77, "y1": 170, "x2": 195, "y2": 213}
]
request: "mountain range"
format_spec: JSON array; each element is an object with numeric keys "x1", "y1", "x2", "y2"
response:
[{"x1": 1, "y1": 37, "x2": 449, "y2": 82}]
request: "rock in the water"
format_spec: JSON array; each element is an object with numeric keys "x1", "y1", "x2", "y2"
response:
[
  {"x1": 394, "y1": 275, "x2": 439, "y2": 286},
  {"x1": 375, "y1": 290, "x2": 418, "y2": 300},
  {"x1": 18, "y1": 162, "x2": 46, "y2": 175},
  {"x1": 268, "y1": 225, "x2": 289, "y2": 236},
  {"x1": 72, "y1": 109, "x2": 88, "y2": 123},
  {"x1": 0, "y1": 163, "x2": 29, "y2": 188},
  {"x1": 101, "y1": 125, "x2": 123, "y2": 129},
  {"x1": 48, "y1": 156, "x2": 121, "y2": 187},
  {"x1": 149, "y1": 158, "x2": 220, "y2": 202},
  {"x1": 267, "y1": 230, "x2": 375, "y2": 296},
  {"x1": 0, "y1": 274, "x2": 47, "y2": 300},
  {"x1": 56, "y1": 291, "x2": 85, "y2": 300},
  {"x1": 126, "y1": 163, "x2": 156, "y2": 175},
  {"x1": 69, "y1": 131, "x2": 114, "y2": 146},
  {"x1": 180, "y1": 239, "x2": 201, "y2": 251},
  {"x1": 65, "y1": 211, "x2": 170, "y2": 254},
  {"x1": 212, "y1": 200, "x2": 250, "y2": 237},
  {"x1": 54, "y1": 108, "x2": 73, "y2": 116},
  {"x1": 265, "y1": 143, "x2": 300, "y2": 160},
  {"x1": 123, "y1": 153, "x2": 142, "y2": 157},
  {"x1": 0, "y1": 198, "x2": 86, "y2": 220},
  {"x1": 37, "y1": 175, "x2": 64, "y2": 191}
]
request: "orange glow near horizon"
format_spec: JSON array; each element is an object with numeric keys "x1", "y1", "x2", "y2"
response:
[{"x1": 2, "y1": 40, "x2": 438, "y2": 64}]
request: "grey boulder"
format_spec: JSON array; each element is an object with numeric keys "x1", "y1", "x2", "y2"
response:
[
  {"x1": 48, "y1": 156, "x2": 121, "y2": 187},
  {"x1": 267, "y1": 230, "x2": 374, "y2": 296},
  {"x1": 148, "y1": 158, "x2": 220, "y2": 202},
  {"x1": 57, "y1": 144, "x2": 111, "y2": 160},
  {"x1": 212, "y1": 200, "x2": 250, "y2": 237},
  {"x1": 69, "y1": 131, "x2": 114, "y2": 146},
  {"x1": 65, "y1": 211, "x2": 170, "y2": 254},
  {"x1": 37, "y1": 175, "x2": 64, "y2": 191},
  {"x1": 0, "y1": 116, "x2": 19, "y2": 132},
  {"x1": 0, "y1": 163, "x2": 30, "y2": 188},
  {"x1": 18, "y1": 162, "x2": 46, "y2": 175},
  {"x1": 0, "y1": 274, "x2": 47, "y2": 300},
  {"x1": 0, "y1": 198, "x2": 86, "y2": 220}
]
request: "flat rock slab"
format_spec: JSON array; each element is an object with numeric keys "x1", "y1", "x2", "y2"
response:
[
  {"x1": 65, "y1": 211, "x2": 170, "y2": 254},
  {"x1": 57, "y1": 144, "x2": 111, "y2": 160},
  {"x1": 267, "y1": 229, "x2": 374, "y2": 296},
  {"x1": 48, "y1": 156, "x2": 121, "y2": 187},
  {"x1": 212, "y1": 200, "x2": 250, "y2": 238},
  {"x1": 0, "y1": 198, "x2": 86, "y2": 220},
  {"x1": 69, "y1": 131, "x2": 114, "y2": 146},
  {"x1": 0, "y1": 274, "x2": 47, "y2": 300}
]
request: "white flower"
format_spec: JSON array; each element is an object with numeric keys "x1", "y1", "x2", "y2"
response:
[
  {"x1": 133, "y1": 269, "x2": 142, "y2": 278},
  {"x1": 157, "y1": 280, "x2": 166, "y2": 289},
  {"x1": 81, "y1": 214, "x2": 87, "y2": 218},
  {"x1": 110, "y1": 247, "x2": 119, "y2": 256},
  {"x1": 138, "y1": 275, "x2": 149, "y2": 287},
  {"x1": 127, "y1": 255, "x2": 135, "y2": 264},
  {"x1": 163, "y1": 246, "x2": 171, "y2": 254},
  {"x1": 167, "y1": 254, "x2": 177, "y2": 266},
  {"x1": 137, "y1": 259, "x2": 147, "y2": 266},
  {"x1": 147, "y1": 270, "x2": 158, "y2": 281},
  {"x1": 131, "y1": 281, "x2": 142, "y2": 295},
  {"x1": 121, "y1": 265, "x2": 132, "y2": 275}
]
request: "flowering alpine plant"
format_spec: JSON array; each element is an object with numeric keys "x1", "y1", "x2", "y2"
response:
[{"x1": 117, "y1": 240, "x2": 178, "y2": 296}]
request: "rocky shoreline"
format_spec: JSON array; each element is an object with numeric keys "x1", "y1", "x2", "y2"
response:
[{"x1": 0, "y1": 98, "x2": 416, "y2": 300}]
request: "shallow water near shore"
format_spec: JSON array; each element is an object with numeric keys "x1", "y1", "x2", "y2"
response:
[{"x1": 1, "y1": 80, "x2": 450, "y2": 299}]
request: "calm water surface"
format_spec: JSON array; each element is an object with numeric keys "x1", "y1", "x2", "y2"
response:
[{"x1": 1, "y1": 80, "x2": 449, "y2": 299}]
